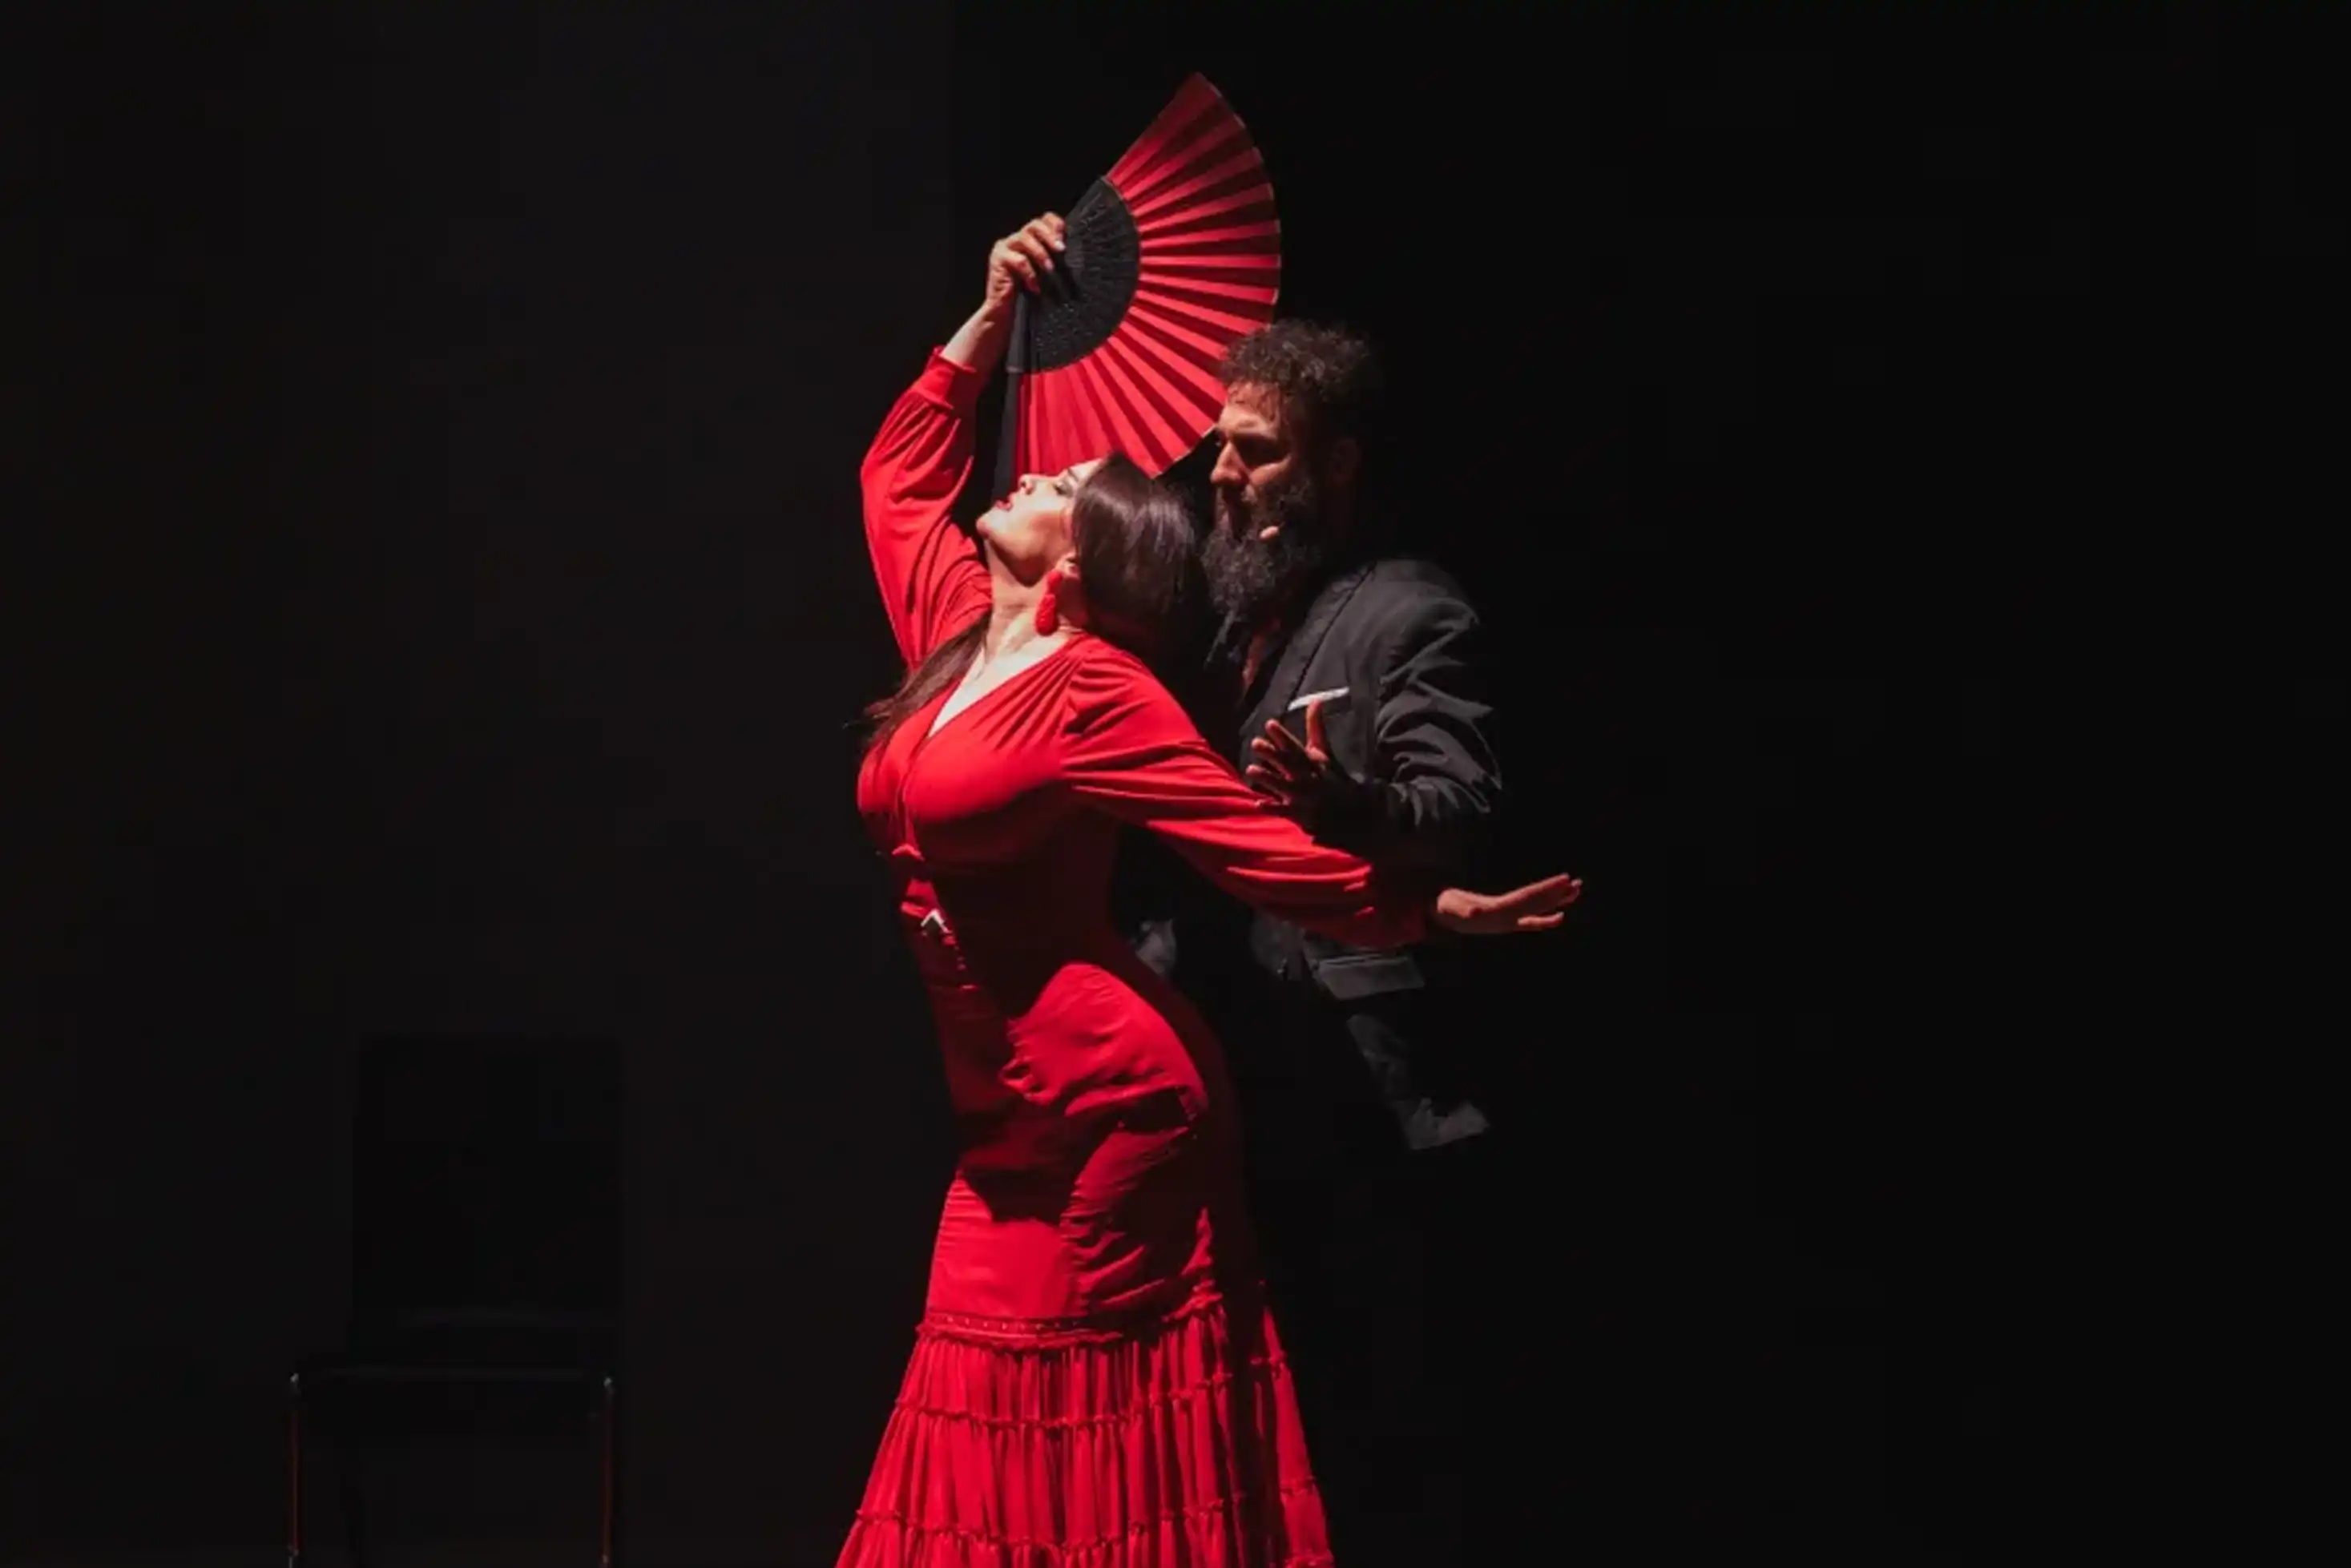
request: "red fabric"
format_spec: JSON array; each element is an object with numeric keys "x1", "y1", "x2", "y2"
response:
[
  {"x1": 844, "y1": 1300, "x2": 1329, "y2": 1568},
  {"x1": 839, "y1": 352, "x2": 1426, "y2": 1566},
  {"x1": 859, "y1": 352, "x2": 994, "y2": 666},
  {"x1": 1015, "y1": 74, "x2": 1281, "y2": 479}
]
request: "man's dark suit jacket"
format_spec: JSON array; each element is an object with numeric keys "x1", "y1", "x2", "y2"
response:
[{"x1": 1129, "y1": 551, "x2": 1505, "y2": 1155}]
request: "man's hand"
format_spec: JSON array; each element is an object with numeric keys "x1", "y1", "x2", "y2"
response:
[{"x1": 1245, "y1": 697, "x2": 1346, "y2": 825}]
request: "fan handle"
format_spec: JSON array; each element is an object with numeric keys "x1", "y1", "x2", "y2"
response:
[{"x1": 991, "y1": 289, "x2": 1033, "y2": 503}]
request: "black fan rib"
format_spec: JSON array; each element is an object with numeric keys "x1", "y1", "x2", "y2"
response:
[{"x1": 1030, "y1": 179, "x2": 1141, "y2": 373}]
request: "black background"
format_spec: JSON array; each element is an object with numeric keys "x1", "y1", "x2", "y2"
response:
[{"x1": 7, "y1": 0, "x2": 2337, "y2": 1559}]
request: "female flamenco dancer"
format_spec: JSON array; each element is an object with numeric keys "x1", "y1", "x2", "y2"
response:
[{"x1": 837, "y1": 213, "x2": 1581, "y2": 1567}]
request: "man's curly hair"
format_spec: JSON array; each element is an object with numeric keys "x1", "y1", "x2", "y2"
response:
[{"x1": 1216, "y1": 320, "x2": 1385, "y2": 458}]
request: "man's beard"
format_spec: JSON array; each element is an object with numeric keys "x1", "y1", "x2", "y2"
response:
[{"x1": 1202, "y1": 468, "x2": 1330, "y2": 627}]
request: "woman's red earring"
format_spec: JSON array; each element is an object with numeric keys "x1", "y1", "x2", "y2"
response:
[{"x1": 1034, "y1": 574, "x2": 1062, "y2": 635}]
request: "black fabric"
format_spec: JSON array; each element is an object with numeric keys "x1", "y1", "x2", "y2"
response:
[
  {"x1": 1115, "y1": 554, "x2": 1516, "y2": 1559},
  {"x1": 1220, "y1": 557, "x2": 1505, "y2": 1146},
  {"x1": 1029, "y1": 178, "x2": 1140, "y2": 371},
  {"x1": 1234, "y1": 1027, "x2": 1525, "y2": 1568}
]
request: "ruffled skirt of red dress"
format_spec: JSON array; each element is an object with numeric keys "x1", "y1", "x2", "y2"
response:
[{"x1": 835, "y1": 1296, "x2": 1331, "y2": 1567}]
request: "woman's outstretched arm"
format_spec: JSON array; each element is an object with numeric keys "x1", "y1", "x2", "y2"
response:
[{"x1": 1060, "y1": 643, "x2": 1579, "y2": 945}]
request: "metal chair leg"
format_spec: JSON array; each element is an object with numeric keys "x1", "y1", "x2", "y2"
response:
[
  {"x1": 336, "y1": 1429, "x2": 369, "y2": 1568},
  {"x1": 288, "y1": 1374, "x2": 303, "y2": 1568},
  {"x1": 599, "y1": 1375, "x2": 618, "y2": 1568}
]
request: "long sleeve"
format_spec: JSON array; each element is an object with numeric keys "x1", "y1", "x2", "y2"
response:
[
  {"x1": 860, "y1": 350, "x2": 992, "y2": 664},
  {"x1": 1061, "y1": 643, "x2": 1428, "y2": 950},
  {"x1": 1315, "y1": 588, "x2": 1502, "y2": 876}
]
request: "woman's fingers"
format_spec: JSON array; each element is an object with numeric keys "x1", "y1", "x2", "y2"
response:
[
  {"x1": 1256, "y1": 763, "x2": 1301, "y2": 789},
  {"x1": 993, "y1": 240, "x2": 1039, "y2": 291},
  {"x1": 1434, "y1": 874, "x2": 1584, "y2": 935},
  {"x1": 1259, "y1": 719, "x2": 1311, "y2": 762},
  {"x1": 1242, "y1": 764, "x2": 1295, "y2": 808},
  {"x1": 1245, "y1": 760, "x2": 1301, "y2": 790},
  {"x1": 989, "y1": 215, "x2": 1066, "y2": 300},
  {"x1": 1024, "y1": 214, "x2": 1067, "y2": 254},
  {"x1": 1303, "y1": 699, "x2": 1329, "y2": 758},
  {"x1": 1011, "y1": 231, "x2": 1054, "y2": 271},
  {"x1": 1509, "y1": 873, "x2": 1583, "y2": 913}
]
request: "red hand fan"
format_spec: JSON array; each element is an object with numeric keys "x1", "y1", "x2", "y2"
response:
[{"x1": 993, "y1": 74, "x2": 1281, "y2": 498}]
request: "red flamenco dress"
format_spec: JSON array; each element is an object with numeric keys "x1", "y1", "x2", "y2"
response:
[{"x1": 839, "y1": 350, "x2": 1429, "y2": 1568}]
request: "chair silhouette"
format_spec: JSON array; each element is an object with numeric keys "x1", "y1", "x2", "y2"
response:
[{"x1": 288, "y1": 1035, "x2": 622, "y2": 1566}]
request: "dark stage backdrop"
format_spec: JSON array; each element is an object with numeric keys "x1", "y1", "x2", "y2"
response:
[
  {"x1": 9, "y1": 0, "x2": 2338, "y2": 1561},
  {"x1": 945, "y1": 0, "x2": 2339, "y2": 1558},
  {"x1": 947, "y1": 2, "x2": 1952, "y2": 1555},
  {"x1": 9, "y1": 2, "x2": 964, "y2": 1560}
]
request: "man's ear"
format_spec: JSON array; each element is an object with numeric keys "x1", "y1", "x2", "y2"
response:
[{"x1": 1322, "y1": 435, "x2": 1361, "y2": 490}]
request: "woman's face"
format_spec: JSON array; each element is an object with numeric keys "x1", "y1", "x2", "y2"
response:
[{"x1": 978, "y1": 459, "x2": 1103, "y2": 579}]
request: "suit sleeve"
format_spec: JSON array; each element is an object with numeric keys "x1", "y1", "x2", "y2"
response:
[
  {"x1": 1063, "y1": 645, "x2": 1428, "y2": 949},
  {"x1": 1314, "y1": 587, "x2": 1502, "y2": 877},
  {"x1": 858, "y1": 350, "x2": 992, "y2": 664}
]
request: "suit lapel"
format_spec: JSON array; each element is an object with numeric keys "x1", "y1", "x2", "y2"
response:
[{"x1": 1244, "y1": 562, "x2": 1374, "y2": 747}]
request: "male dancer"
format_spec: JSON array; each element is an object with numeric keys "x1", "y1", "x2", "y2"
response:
[{"x1": 1136, "y1": 321, "x2": 1518, "y2": 1566}]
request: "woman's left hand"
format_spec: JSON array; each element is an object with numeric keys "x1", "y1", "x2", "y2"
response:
[
  {"x1": 1431, "y1": 874, "x2": 1583, "y2": 935},
  {"x1": 1245, "y1": 699, "x2": 1345, "y2": 824}
]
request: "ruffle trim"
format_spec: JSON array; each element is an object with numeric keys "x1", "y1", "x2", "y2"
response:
[
  {"x1": 849, "y1": 1479, "x2": 1330, "y2": 1562},
  {"x1": 894, "y1": 1354, "x2": 1288, "y2": 1433},
  {"x1": 915, "y1": 1290, "x2": 1226, "y2": 1351},
  {"x1": 836, "y1": 1297, "x2": 1329, "y2": 1567}
]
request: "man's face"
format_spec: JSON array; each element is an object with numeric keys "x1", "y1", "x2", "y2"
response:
[
  {"x1": 1203, "y1": 382, "x2": 1329, "y2": 626},
  {"x1": 1208, "y1": 383, "x2": 1301, "y2": 534}
]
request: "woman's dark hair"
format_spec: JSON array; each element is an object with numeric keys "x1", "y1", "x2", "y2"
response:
[
  {"x1": 1067, "y1": 455, "x2": 1202, "y2": 663},
  {"x1": 865, "y1": 615, "x2": 989, "y2": 756},
  {"x1": 863, "y1": 455, "x2": 1203, "y2": 753}
]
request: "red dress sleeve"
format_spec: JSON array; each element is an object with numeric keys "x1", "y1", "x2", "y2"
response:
[
  {"x1": 1059, "y1": 642, "x2": 1429, "y2": 949},
  {"x1": 860, "y1": 349, "x2": 992, "y2": 664}
]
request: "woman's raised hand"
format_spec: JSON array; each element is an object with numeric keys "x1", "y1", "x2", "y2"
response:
[{"x1": 985, "y1": 213, "x2": 1067, "y2": 316}]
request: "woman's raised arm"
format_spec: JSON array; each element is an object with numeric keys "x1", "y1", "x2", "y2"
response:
[{"x1": 857, "y1": 216, "x2": 1065, "y2": 664}]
